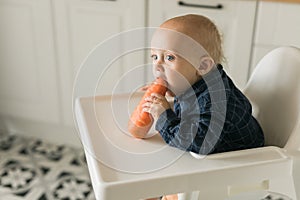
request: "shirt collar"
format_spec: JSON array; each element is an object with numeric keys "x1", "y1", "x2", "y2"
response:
[{"x1": 175, "y1": 64, "x2": 224, "y2": 101}]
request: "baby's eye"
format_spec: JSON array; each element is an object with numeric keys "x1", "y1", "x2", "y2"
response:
[
  {"x1": 151, "y1": 54, "x2": 158, "y2": 61},
  {"x1": 165, "y1": 55, "x2": 175, "y2": 61}
]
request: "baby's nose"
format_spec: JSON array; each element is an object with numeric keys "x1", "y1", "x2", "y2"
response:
[
  {"x1": 153, "y1": 64, "x2": 164, "y2": 78},
  {"x1": 155, "y1": 63, "x2": 164, "y2": 71}
]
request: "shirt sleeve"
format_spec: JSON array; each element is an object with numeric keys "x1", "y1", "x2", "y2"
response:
[
  {"x1": 155, "y1": 108, "x2": 180, "y2": 141},
  {"x1": 155, "y1": 108, "x2": 211, "y2": 153}
]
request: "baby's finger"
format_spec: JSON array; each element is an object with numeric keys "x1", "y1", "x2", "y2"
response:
[
  {"x1": 166, "y1": 90, "x2": 175, "y2": 97},
  {"x1": 142, "y1": 102, "x2": 152, "y2": 109},
  {"x1": 151, "y1": 93, "x2": 165, "y2": 99},
  {"x1": 142, "y1": 107, "x2": 150, "y2": 113},
  {"x1": 142, "y1": 103, "x2": 154, "y2": 114},
  {"x1": 144, "y1": 96, "x2": 153, "y2": 102}
]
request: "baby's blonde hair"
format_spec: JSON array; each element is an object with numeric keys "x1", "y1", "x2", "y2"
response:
[{"x1": 161, "y1": 14, "x2": 224, "y2": 64}]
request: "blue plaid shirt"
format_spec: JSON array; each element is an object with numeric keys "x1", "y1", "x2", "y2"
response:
[{"x1": 155, "y1": 65, "x2": 264, "y2": 155}]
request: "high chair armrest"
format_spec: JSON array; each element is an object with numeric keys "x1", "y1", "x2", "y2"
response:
[{"x1": 85, "y1": 144, "x2": 292, "y2": 199}]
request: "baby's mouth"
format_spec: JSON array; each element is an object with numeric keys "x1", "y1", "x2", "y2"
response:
[{"x1": 157, "y1": 77, "x2": 172, "y2": 96}]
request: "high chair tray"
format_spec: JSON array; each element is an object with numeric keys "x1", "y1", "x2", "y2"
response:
[{"x1": 75, "y1": 94, "x2": 292, "y2": 200}]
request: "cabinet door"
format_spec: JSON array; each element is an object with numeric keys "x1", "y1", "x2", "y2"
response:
[
  {"x1": 0, "y1": 0, "x2": 60, "y2": 123},
  {"x1": 250, "y1": 1, "x2": 300, "y2": 73},
  {"x1": 53, "y1": 0, "x2": 146, "y2": 126},
  {"x1": 148, "y1": 0, "x2": 257, "y2": 88}
]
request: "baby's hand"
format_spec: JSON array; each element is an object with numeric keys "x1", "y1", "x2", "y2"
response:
[{"x1": 142, "y1": 93, "x2": 171, "y2": 120}]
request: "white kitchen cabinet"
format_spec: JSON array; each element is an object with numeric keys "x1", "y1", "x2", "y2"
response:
[
  {"x1": 250, "y1": 1, "x2": 300, "y2": 73},
  {"x1": 53, "y1": 0, "x2": 146, "y2": 126},
  {"x1": 2, "y1": 0, "x2": 297, "y2": 147},
  {"x1": 148, "y1": 0, "x2": 257, "y2": 89},
  {"x1": 0, "y1": 0, "x2": 60, "y2": 123},
  {"x1": 0, "y1": 0, "x2": 146, "y2": 146}
]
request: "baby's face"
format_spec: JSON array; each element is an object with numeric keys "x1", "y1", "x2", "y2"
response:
[
  {"x1": 151, "y1": 28, "x2": 206, "y2": 95},
  {"x1": 151, "y1": 48, "x2": 200, "y2": 95}
]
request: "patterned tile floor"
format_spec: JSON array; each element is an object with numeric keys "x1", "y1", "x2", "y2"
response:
[{"x1": 0, "y1": 132, "x2": 95, "y2": 200}]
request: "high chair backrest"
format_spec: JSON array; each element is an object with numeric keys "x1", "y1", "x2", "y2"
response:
[{"x1": 244, "y1": 46, "x2": 300, "y2": 148}]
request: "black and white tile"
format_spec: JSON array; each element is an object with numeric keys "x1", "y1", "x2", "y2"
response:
[{"x1": 0, "y1": 132, "x2": 95, "y2": 200}]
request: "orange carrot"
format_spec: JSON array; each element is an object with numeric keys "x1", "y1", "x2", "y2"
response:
[{"x1": 128, "y1": 78, "x2": 167, "y2": 138}]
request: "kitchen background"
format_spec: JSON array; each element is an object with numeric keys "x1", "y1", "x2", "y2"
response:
[{"x1": 0, "y1": 0, "x2": 300, "y2": 199}]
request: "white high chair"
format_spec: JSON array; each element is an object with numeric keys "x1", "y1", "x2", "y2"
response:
[{"x1": 75, "y1": 46, "x2": 300, "y2": 200}]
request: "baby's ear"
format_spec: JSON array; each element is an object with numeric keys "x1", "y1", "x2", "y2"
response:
[{"x1": 197, "y1": 56, "x2": 214, "y2": 76}]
